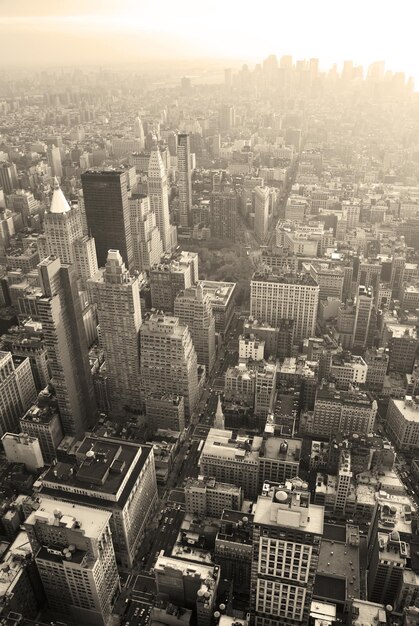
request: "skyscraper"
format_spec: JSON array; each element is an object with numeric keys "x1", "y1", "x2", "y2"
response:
[
  {"x1": 47, "y1": 145, "x2": 63, "y2": 179},
  {"x1": 174, "y1": 284, "x2": 216, "y2": 373},
  {"x1": 251, "y1": 480, "x2": 324, "y2": 626},
  {"x1": 37, "y1": 256, "x2": 97, "y2": 437},
  {"x1": 81, "y1": 168, "x2": 133, "y2": 269},
  {"x1": 39, "y1": 178, "x2": 98, "y2": 289},
  {"x1": 88, "y1": 250, "x2": 142, "y2": 416},
  {"x1": 0, "y1": 162, "x2": 18, "y2": 194},
  {"x1": 209, "y1": 191, "x2": 237, "y2": 241},
  {"x1": 352, "y1": 286, "x2": 373, "y2": 350},
  {"x1": 129, "y1": 193, "x2": 163, "y2": 271},
  {"x1": 24, "y1": 497, "x2": 119, "y2": 626},
  {"x1": 134, "y1": 115, "x2": 145, "y2": 150},
  {"x1": 0, "y1": 351, "x2": 37, "y2": 436},
  {"x1": 40, "y1": 435, "x2": 158, "y2": 568},
  {"x1": 254, "y1": 186, "x2": 270, "y2": 242},
  {"x1": 250, "y1": 272, "x2": 319, "y2": 342},
  {"x1": 148, "y1": 141, "x2": 172, "y2": 252},
  {"x1": 177, "y1": 133, "x2": 192, "y2": 227},
  {"x1": 140, "y1": 313, "x2": 199, "y2": 422}
]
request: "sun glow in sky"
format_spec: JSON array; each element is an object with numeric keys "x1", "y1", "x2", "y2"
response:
[{"x1": 1, "y1": 0, "x2": 419, "y2": 81}]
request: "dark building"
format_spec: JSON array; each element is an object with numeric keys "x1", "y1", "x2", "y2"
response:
[
  {"x1": 209, "y1": 192, "x2": 237, "y2": 241},
  {"x1": 81, "y1": 168, "x2": 133, "y2": 269}
]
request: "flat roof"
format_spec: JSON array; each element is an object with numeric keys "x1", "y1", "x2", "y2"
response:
[
  {"x1": 391, "y1": 398, "x2": 419, "y2": 423},
  {"x1": 202, "y1": 429, "x2": 262, "y2": 463},
  {"x1": 261, "y1": 436, "x2": 301, "y2": 462},
  {"x1": 26, "y1": 497, "x2": 111, "y2": 539},
  {"x1": 253, "y1": 495, "x2": 324, "y2": 535},
  {"x1": 41, "y1": 436, "x2": 151, "y2": 506}
]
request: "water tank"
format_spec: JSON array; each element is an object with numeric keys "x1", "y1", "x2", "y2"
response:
[{"x1": 275, "y1": 490, "x2": 288, "y2": 502}]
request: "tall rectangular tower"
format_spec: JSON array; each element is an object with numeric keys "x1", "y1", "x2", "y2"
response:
[
  {"x1": 88, "y1": 250, "x2": 142, "y2": 416},
  {"x1": 251, "y1": 480, "x2": 324, "y2": 626},
  {"x1": 37, "y1": 256, "x2": 97, "y2": 437},
  {"x1": 81, "y1": 168, "x2": 133, "y2": 269},
  {"x1": 0, "y1": 351, "x2": 37, "y2": 436},
  {"x1": 177, "y1": 133, "x2": 192, "y2": 227},
  {"x1": 148, "y1": 143, "x2": 172, "y2": 252},
  {"x1": 24, "y1": 498, "x2": 119, "y2": 626}
]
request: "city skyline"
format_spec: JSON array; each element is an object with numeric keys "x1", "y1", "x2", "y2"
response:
[{"x1": 1, "y1": 0, "x2": 419, "y2": 88}]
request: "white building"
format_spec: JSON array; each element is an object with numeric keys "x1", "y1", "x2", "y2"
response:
[{"x1": 2, "y1": 432, "x2": 44, "y2": 471}]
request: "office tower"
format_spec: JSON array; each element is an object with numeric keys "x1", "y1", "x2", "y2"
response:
[
  {"x1": 40, "y1": 436, "x2": 157, "y2": 568},
  {"x1": 174, "y1": 284, "x2": 216, "y2": 373},
  {"x1": 254, "y1": 363, "x2": 277, "y2": 422},
  {"x1": 200, "y1": 429, "x2": 262, "y2": 499},
  {"x1": 20, "y1": 403, "x2": 63, "y2": 463},
  {"x1": 209, "y1": 191, "x2": 237, "y2": 241},
  {"x1": 334, "y1": 449, "x2": 352, "y2": 516},
  {"x1": 390, "y1": 256, "x2": 406, "y2": 298},
  {"x1": 352, "y1": 286, "x2": 373, "y2": 350},
  {"x1": 150, "y1": 250, "x2": 198, "y2": 312},
  {"x1": 88, "y1": 250, "x2": 142, "y2": 416},
  {"x1": 342, "y1": 200, "x2": 360, "y2": 228},
  {"x1": 258, "y1": 438, "x2": 301, "y2": 491},
  {"x1": 251, "y1": 480, "x2": 324, "y2": 626},
  {"x1": 155, "y1": 556, "x2": 220, "y2": 626},
  {"x1": 47, "y1": 145, "x2": 63, "y2": 178},
  {"x1": 215, "y1": 511, "x2": 253, "y2": 601},
  {"x1": 2, "y1": 432, "x2": 44, "y2": 471},
  {"x1": 310, "y1": 387, "x2": 377, "y2": 437},
  {"x1": 0, "y1": 162, "x2": 18, "y2": 194},
  {"x1": 0, "y1": 351, "x2": 36, "y2": 437},
  {"x1": 309, "y1": 262, "x2": 344, "y2": 300},
  {"x1": 368, "y1": 528, "x2": 410, "y2": 606},
  {"x1": 364, "y1": 348, "x2": 389, "y2": 392},
  {"x1": 81, "y1": 168, "x2": 133, "y2": 269},
  {"x1": 37, "y1": 256, "x2": 96, "y2": 437},
  {"x1": 134, "y1": 114, "x2": 145, "y2": 149},
  {"x1": 130, "y1": 193, "x2": 163, "y2": 271},
  {"x1": 386, "y1": 397, "x2": 419, "y2": 451},
  {"x1": 214, "y1": 395, "x2": 225, "y2": 430},
  {"x1": 177, "y1": 133, "x2": 192, "y2": 227},
  {"x1": 219, "y1": 105, "x2": 235, "y2": 130},
  {"x1": 145, "y1": 394, "x2": 185, "y2": 433},
  {"x1": 40, "y1": 178, "x2": 98, "y2": 288},
  {"x1": 140, "y1": 313, "x2": 199, "y2": 422},
  {"x1": 7, "y1": 189, "x2": 40, "y2": 226},
  {"x1": 0, "y1": 322, "x2": 50, "y2": 390},
  {"x1": 24, "y1": 498, "x2": 119, "y2": 626},
  {"x1": 387, "y1": 324, "x2": 418, "y2": 374},
  {"x1": 199, "y1": 280, "x2": 236, "y2": 336},
  {"x1": 254, "y1": 186, "x2": 270, "y2": 242},
  {"x1": 250, "y1": 272, "x2": 319, "y2": 342},
  {"x1": 148, "y1": 141, "x2": 172, "y2": 252},
  {"x1": 185, "y1": 476, "x2": 242, "y2": 517}
]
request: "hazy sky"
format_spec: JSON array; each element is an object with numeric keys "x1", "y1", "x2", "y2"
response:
[{"x1": 1, "y1": 0, "x2": 418, "y2": 80}]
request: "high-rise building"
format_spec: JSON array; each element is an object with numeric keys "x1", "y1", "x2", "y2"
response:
[
  {"x1": 334, "y1": 449, "x2": 352, "y2": 516},
  {"x1": 352, "y1": 286, "x2": 373, "y2": 350},
  {"x1": 39, "y1": 435, "x2": 157, "y2": 569},
  {"x1": 148, "y1": 141, "x2": 172, "y2": 252},
  {"x1": 177, "y1": 133, "x2": 192, "y2": 227},
  {"x1": 215, "y1": 510, "x2": 253, "y2": 601},
  {"x1": 0, "y1": 162, "x2": 18, "y2": 194},
  {"x1": 0, "y1": 351, "x2": 37, "y2": 437},
  {"x1": 254, "y1": 363, "x2": 277, "y2": 422},
  {"x1": 184, "y1": 476, "x2": 242, "y2": 518},
  {"x1": 0, "y1": 322, "x2": 50, "y2": 391},
  {"x1": 309, "y1": 387, "x2": 377, "y2": 437},
  {"x1": 145, "y1": 394, "x2": 185, "y2": 433},
  {"x1": 154, "y1": 556, "x2": 220, "y2": 626},
  {"x1": 140, "y1": 313, "x2": 199, "y2": 422},
  {"x1": 251, "y1": 480, "x2": 324, "y2": 626},
  {"x1": 134, "y1": 115, "x2": 145, "y2": 150},
  {"x1": 2, "y1": 432, "x2": 44, "y2": 471},
  {"x1": 150, "y1": 251, "x2": 199, "y2": 313},
  {"x1": 88, "y1": 250, "x2": 142, "y2": 416},
  {"x1": 130, "y1": 193, "x2": 163, "y2": 271},
  {"x1": 81, "y1": 168, "x2": 133, "y2": 269},
  {"x1": 47, "y1": 145, "x2": 63, "y2": 179},
  {"x1": 386, "y1": 397, "x2": 419, "y2": 451},
  {"x1": 250, "y1": 272, "x2": 319, "y2": 342},
  {"x1": 254, "y1": 186, "x2": 270, "y2": 242},
  {"x1": 386, "y1": 324, "x2": 418, "y2": 374},
  {"x1": 209, "y1": 191, "x2": 237, "y2": 241},
  {"x1": 20, "y1": 403, "x2": 63, "y2": 463},
  {"x1": 37, "y1": 256, "x2": 97, "y2": 437},
  {"x1": 174, "y1": 284, "x2": 216, "y2": 373},
  {"x1": 24, "y1": 497, "x2": 119, "y2": 626},
  {"x1": 200, "y1": 429, "x2": 262, "y2": 499},
  {"x1": 39, "y1": 178, "x2": 98, "y2": 289}
]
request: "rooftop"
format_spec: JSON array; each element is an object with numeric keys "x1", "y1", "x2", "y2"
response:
[
  {"x1": 41, "y1": 436, "x2": 151, "y2": 505},
  {"x1": 201, "y1": 429, "x2": 262, "y2": 463},
  {"x1": 26, "y1": 497, "x2": 111, "y2": 539},
  {"x1": 252, "y1": 271, "x2": 318, "y2": 287},
  {"x1": 391, "y1": 397, "x2": 419, "y2": 423},
  {"x1": 21, "y1": 404, "x2": 59, "y2": 425},
  {"x1": 185, "y1": 476, "x2": 241, "y2": 494},
  {"x1": 199, "y1": 280, "x2": 236, "y2": 304},
  {"x1": 261, "y1": 436, "x2": 302, "y2": 462}
]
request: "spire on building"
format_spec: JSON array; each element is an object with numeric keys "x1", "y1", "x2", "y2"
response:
[
  {"x1": 49, "y1": 177, "x2": 71, "y2": 214},
  {"x1": 214, "y1": 394, "x2": 225, "y2": 430}
]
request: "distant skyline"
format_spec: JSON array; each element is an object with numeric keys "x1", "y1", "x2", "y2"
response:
[{"x1": 1, "y1": 0, "x2": 418, "y2": 86}]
